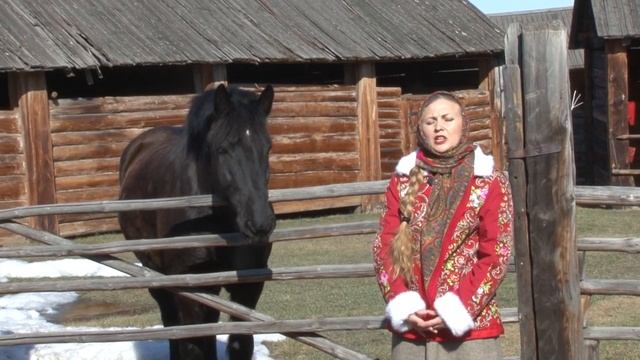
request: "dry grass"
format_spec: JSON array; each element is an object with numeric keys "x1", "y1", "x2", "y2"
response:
[{"x1": 11, "y1": 207, "x2": 639, "y2": 359}]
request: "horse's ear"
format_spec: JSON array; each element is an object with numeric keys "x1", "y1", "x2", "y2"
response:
[
  {"x1": 214, "y1": 84, "x2": 232, "y2": 116},
  {"x1": 258, "y1": 85, "x2": 274, "y2": 116}
]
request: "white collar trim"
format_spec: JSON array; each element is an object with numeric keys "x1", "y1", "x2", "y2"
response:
[{"x1": 394, "y1": 146, "x2": 494, "y2": 177}]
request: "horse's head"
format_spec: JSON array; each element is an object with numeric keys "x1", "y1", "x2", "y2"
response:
[{"x1": 186, "y1": 84, "x2": 276, "y2": 242}]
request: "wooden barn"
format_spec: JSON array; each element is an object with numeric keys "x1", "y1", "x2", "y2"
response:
[
  {"x1": 0, "y1": 0, "x2": 504, "y2": 239},
  {"x1": 490, "y1": 7, "x2": 592, "y2": 184},
  {"x1": 570, "y1": 0, "x2": 640, "y2": 186}
]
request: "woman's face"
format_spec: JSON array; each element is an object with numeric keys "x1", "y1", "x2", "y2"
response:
[{"x1": 418, "y1": 98, "x2": 464, "y2": 154}]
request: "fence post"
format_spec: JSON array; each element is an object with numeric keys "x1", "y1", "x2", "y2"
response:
[
  {"x1": 520, "y1": 23, "x2": 582, "y2": 359},
  {"x1": 8, "y1": 71, "x2": 58, "y2": 235},
  {"x1": 355, "y1": 62, "x2": 380, "y2": 211}
]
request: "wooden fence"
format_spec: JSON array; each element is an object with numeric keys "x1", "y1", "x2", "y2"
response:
[{"x1": 0, "y1": 180, "x2": 639, "y2": 359}]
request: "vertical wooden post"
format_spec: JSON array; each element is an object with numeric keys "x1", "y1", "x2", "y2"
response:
[
  {"x1": 582, "y1": 47, "x2": 596, "y2": 184},
  {"x1": 355, "y1": 62, "x2": 380, "y2": 210},
  {"x1": 521, "y1": 24, "x2": 582, "y2": 359},
  {"x1": 193, "y1": 64, "x2": 228, "y2": 92},
  {"x1": 479, "y1": 58, "x2": 505, "y2": 170},
  {"x1": 8, "y1": 72, "x2": 58, "y2": 234},
  {"x1": 606, "y1": 40, "x2": 633, "y2": 186}
]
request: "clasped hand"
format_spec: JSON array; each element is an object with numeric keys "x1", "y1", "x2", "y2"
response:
[{"x1": 405, "y1": 309, "x2": 446, "y2": 335}]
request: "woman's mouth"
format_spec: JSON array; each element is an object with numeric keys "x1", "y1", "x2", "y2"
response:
[{"x1": 434, "y1": 135, "x2": 447, "y2": 145}]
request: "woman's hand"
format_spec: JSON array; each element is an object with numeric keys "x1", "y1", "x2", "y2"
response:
[{"x1": 405, "y1": 309, "x2": 446, "y2": 335}]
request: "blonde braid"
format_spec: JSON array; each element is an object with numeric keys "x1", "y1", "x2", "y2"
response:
[{"x1": 391, "y1": 165, "x2": 425, "y2": 285}]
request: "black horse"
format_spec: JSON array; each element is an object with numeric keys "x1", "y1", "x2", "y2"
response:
[{"x1": 118, "y1": 84, "x2": 276, "y2": 360}]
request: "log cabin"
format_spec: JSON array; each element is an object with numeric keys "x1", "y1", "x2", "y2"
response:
[{"x1": 0, "y1": 0, "x2": 504, "y2": 238}]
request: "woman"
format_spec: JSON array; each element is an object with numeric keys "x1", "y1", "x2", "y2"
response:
[{"x1": 373, "y1": 91, "x2": 513, "y2": 359}]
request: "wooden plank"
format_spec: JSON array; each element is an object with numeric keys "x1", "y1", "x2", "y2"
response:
[
  {"x1": 0, "y1": 316, "x2": 385, "y2": 346},
  {"x1": 55, "y1": 157, "x2": 120, "y2": 177},
  {"x1": 578, "y1": 237, "x2": 640, "y2": 253},
  {"x1": 616, "y1": 134, "x2": 640, "y2": 140},
  {"x1": 611, "y1": 169, "x2": 640, "y2": 175},
  {"x1": 51, "y1": 128, "x2": 145, "y2": 146},
  {"x1": 8, "y1": 72, "x2": 58, "y2": 234},
  {"x1": 59, "y1": 217, "x2": 120, "y2": 238},
  {"x1": 50, "y1": 110, "x2": 186, "y2": 132},
  {"x1": 0, "y1": 263, "x2": 376, "y2": 294},
  {"x1": 583, "y1": 341, "x2": 599, "y2": 360},
  {"x1": 57, "y1": 212, "x2": 116, "y2": 223},
  {"x1": 274, "y1": 196, "x2": 362, "y2": 214},
  {"x1": 491, "y1": 68, "x2": 505, "y2": 168},
  {"x1": 356, "y1": 63, "x2": 380, "y2": 212},
  {"x1": 0, "y1": 200, "x2": 27, "y2": 209},
  {"x1": 0, "y1": 177, "x2": 27, "y2": 201},
  {"x1": 521, "y1": 24, "x2": 581, "y2": 359},
  {"x1": 468, "y1": 128, "x2": 492, "y2": 142},
  {"x1": 583, "y1": 327, "x2": 640, "y2": 340},
  {"x1": 267, "y1": 117, "x2": 356, "y2": 135},
  {"x1": 271, "y1": 134, "x2": 357, "y2": 154},
  {"x1": 270, "y1": 153, "x2": 359, "y2": 173},
  {"x1": 55, "y1": 186, "x2": 120, "y2": 203},
  {"x1": 581, "y1": 279, "x2": 640, "y2": 295},
  {"x1": 270, "y1": 102, "x2": 356, "y2": 118},
  {"x1": 269, "y1": 171, "x2": 359, "y2": 189},
  {"x1": 50, "y1": 96, "x2": 193, "y2": 116},
  {"x1": 0, "y1": 134, "x2": 22, "y2": 153},
  {"x1": 606, "y1": 40, "x2": 633, "y2": 186},
  {"x1": 575, "y1": 185, "x2": 640, "y2": 206},
  {"x1": 53, "y1": 142, "x2": 128, "y2": 161},
  {"x1": 0, "y1": 154, "x2": 25, "y2": 176},
  {"x1": 502, "y1": 65, "x2": 537, "y2": 360},
  {"x1": 0, "y1": 112, "x2": 20, "y2": 134},
  {"x1": 55, "y1": 173, "x2": 118, "y2": 191}
]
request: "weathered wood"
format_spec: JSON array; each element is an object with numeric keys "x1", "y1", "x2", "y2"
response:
[
  {"x1": 55, "y1": 157, "x2": 120, "y2": 177},
  {"x1": 491, "y1": 68, "x2": 505, "y2": 169},
  {"x1": 606, "y1": 40, "x2": 633, "y2": 186},
  {"x1": 0, "y1": 155, "x2": 25, "y2": 177},
  {"x1": 0, "y1": 263, "x2": 376, "y2": 294},
  {"x1": 0, "y1": 134, "x2": 22, "y2": 153},
  {"x1": 55, "y1": 173, "x2": 118, "y2": 191},
  {"x1": 356, "y1": 63, "x2": 381, "y2": 188},
  {"x1": 269, "y1": 171, "x2": 359, "y2": 189},
  {"x1": 50, "y1": 96, "x2": 192, "y2": 115},
  {"x1": 51, "y1": 128, "x2": 146, "y2": 146},
  {"x1": 268, "y1": 117, "x2": 356, "y2": 135},
  {"x1": 0, "y1": 180, "x2": 388, "y2": 220},
  {"x1": 271, "y1": 134, "x2": 357, "y2": 154},
  {"x1": 575, "y1": 186, "x2": 640, "y2": 206},
  {"x1": 0, "y1": 316, "x2": 385, "y2": 348},
  {"x1": 580, "y1": 279, "x2": 640, "y2": 295},
  {"x1": 583, "y1": 340, "x2": 599, "y2": 360},
  {"x1": 0, "y1": 111, "x2": 20, "y2": 133},
  {"x1": 502, "y1": 63, "x2": 538, "y2": 360},
  {"x1": 50, "y1": 110, "x2": 186, "y2": 132},
  {"x1": 53, "y1": 142, "x2": 128, "y2": 161},
  {"x1": 0, "y1": 221, "x2": 373, "y2": 360},
  {"x1": 521, "y1": 24, "x2": 582, "y2": 359},
  {"x1": 467, "y1": 128, "x2": 492, "y2": 143},
  {"x1": 616, "y1": 134, "x2": 640, "y2": 140},
  {"x1": 273, "y1": 195, "x2": 363, "y2": 214},
  {"x1": 578, "y1": 237, "x2": 640, "y2": 253},
  {"x1": 55, "y1": 187, "x2": 120, "y2": 203},
  {"x1": 611, "y1": 169, "x2": 640, "y2": 175},
  {"x1": 270, "y1": 102, "x2": 356, "y2": 118},
  {"x1": 58, "y1": 217, "x2": 120, "y2": 237},
  {"x1": 0, "y1": 177, "x2": 27, "y2": 201},
  {"x1": 270, "y1": 153, "x2": 359, "y2": 173},
  {"x1": 583, "y1": 327, "x2": 640, "y2": 340},
  {"x1": 0, "y1": 220, "x2": 380, "y2": 257},
  {"x1": 8, "y1": 71, "x2": 58, "y2": 235}
]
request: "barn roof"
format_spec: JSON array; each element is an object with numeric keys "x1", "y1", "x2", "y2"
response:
[
  {"x1": 489, "y1": 7, "x2": 584, "y2": 69},
  {"x1": 0, "y1": 0, "x2": 504, "y2": 73},
  {"x1": 570, "y1": 0, "x2": 640, "y2": 48}
]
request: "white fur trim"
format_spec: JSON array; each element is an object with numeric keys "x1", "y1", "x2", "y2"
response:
[
  {"x1": 395, "y1": 151, "x2": 418, "y2": 176},
  {"x1": 385, "y1": 291, "x2": 426, "y2": 333},
  {"x1": 473, "y1": 145, "x2": 494, "y2": 177},
  {"x1": 433, "y1": 292, "x2": 475, "y2": 337},
  {"x1": 394, "y1": 146, "x2": 494, "y2": 177}
]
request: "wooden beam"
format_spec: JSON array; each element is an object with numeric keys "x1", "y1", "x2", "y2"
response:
[
  {"x1": 355, "y1": 62, "x2": 380, "y2": 211},
  {"x1": 521, "y1": 24, "x2": 583, "y2": 359},
  {"x1": 606, "y1": 40, "x2": 633, "y2": 186},
  {"x1": 8, "y1": 72, "x2": 58, "y2": 235}
]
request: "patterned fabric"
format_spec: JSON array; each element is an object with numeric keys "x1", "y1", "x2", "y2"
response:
[{"x1": 373, "y1": 165, "x2": 514, "y2": 342}]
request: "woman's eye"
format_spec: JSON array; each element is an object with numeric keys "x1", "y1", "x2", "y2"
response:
[{"x1": 445, "y1": 117, "x2": 455, "y2": 122}]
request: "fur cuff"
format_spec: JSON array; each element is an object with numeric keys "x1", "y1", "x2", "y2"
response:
[
  {"x1": 434, "y1": 292, "x2": 475, "y2": 337},
  {"x1": 385, "y1": 291, "x2": 426, "y2": 333}
]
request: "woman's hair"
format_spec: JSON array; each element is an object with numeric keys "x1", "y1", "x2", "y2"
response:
[
  {"x1": 391, "y1": 90, "x2": 464, "y2": 285},
  {"x1": 391, "y1": 165, "x2": 424, "y2": 284}
]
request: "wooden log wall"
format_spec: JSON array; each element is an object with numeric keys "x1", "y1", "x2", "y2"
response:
[
  {"x1": 400, "y1": 90, "x2": 495, "y2": 158},
  {"x1": 48, "y1": 85, "x2": 409, "y2": 236},
  {"x1": 0, "y1": 109, "x2": 27, "y2": 243}
]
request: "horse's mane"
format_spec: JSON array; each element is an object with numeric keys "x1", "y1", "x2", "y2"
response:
[{"x1": 185, "y1": 87, "x2": 260, "y2": 158}]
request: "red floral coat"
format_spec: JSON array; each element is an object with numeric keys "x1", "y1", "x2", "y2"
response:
[{"x1": 373, "y1": 148, "x2": 513, "y2": 342}]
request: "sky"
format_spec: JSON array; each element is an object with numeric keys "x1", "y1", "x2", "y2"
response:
[
  {"x1": 0, "y1": 258, "x2": 284, "y2": 360},
  {"x1": 469, "y1": 0, "x2": 574, "y2": 14}
]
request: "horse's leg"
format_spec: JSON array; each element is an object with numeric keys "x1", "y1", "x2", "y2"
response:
[
  {"x1": 223, "y1": 244, "x2": 272, "y2": 360},
  {"x1": 150, "y1": 287, "x2": 221, "y2": 360}
]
